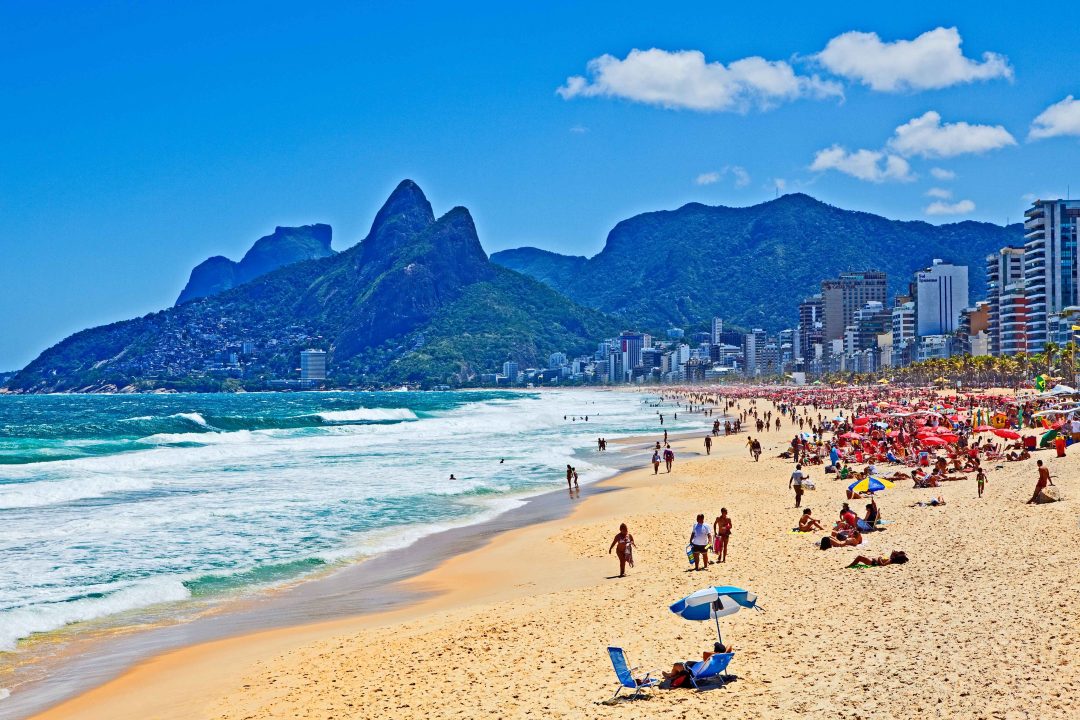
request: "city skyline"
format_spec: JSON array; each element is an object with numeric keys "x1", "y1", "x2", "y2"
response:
[{"x1": 3, "y1": 2, "x2": 1079, "y2": 369}]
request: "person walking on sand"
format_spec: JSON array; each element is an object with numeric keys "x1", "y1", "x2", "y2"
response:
[
  {"x1": 566, "y1": 464, "x2": 574, "y2": 489},
  {"x1": 572, "y1": 467, "x2": 579, "y2": 487},
  {"x1": 789, "y1": 464, "x2": 806, "y2": 508},
  {"x1": 608, "y1": 523, "x2": 635, "y2": 577},
  {"x1": 752, "y1": 438, "x2": 762, "y2": 462},
  {"x1": 664, "y1": 445, "x2": 675, "y2": 473},
  {"x1": 976, "y1": 467, "x2": 987, "y2": 498},
  {"x1": 689, "y1": 514, "x2": 712, "y2": 570},
  {"x1": 651, "y1": 449, "x2": 661, "y2": 475},
  {"x1": 746, "y1": 436, "x2": 755, "y2": 458},
  {"x1": 713, "y1": 508, "x2": 732, "y2": 563},
  {"x1": 704, "y1": 435, "x2": 712, "y2": 455},
  {"x1": 1027, "y1": 460, "x2": 1055, "y2": 504}
]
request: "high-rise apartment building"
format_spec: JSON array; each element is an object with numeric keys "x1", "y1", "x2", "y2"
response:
[
  {"x1": 711, "y1": 317, "x2": 724, "y2": 344},
  {"x1": 822, "y1": 271, "x2": 887, "y2": 343},
  {"x1": 986, "y1": 247, "x2": 1025, "y2": 356},
  {"x1": 797, "y1": 294, "x2": 824, "y2": 360},
  {"x1": 1023, "y1": 199, "x2": 1080, "y2": 351},
  {"x1": 915, "y1": 260, "x2": 969, "y2": 336},
  {"x1": 299, "y1": 349, "x2": 327, "y2": 381}
]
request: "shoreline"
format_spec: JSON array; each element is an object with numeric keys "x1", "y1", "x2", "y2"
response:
[{"x1": 1, "y1": 426, "x2": 692, "y2": 720}]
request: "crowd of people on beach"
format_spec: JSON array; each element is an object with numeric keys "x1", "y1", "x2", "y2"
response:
[{"x1": 605, "y1": 382, "x2": 1072, "y2": 582}]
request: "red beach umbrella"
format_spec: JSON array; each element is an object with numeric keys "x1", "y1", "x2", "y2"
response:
[
  {"x1": 922, "y1": 437, "x2": 947, "y2": 447},
  {"x1": 973, "y1": 425, "x2": 994, "y2": 432},
  {"x1": 993, "y1": 429, "x2": 1020, "y2": 440}
]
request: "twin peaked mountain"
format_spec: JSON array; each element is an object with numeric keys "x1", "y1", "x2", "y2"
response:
[
  {"x1": 7, "y1": 180, "x2": 1023, "y2": 392},
  {"x1": 7, "y1": 181, "x2": 613, "y2": 392}
]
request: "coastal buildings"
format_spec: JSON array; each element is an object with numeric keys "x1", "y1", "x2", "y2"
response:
[
  {"x1": 1023, "y1": 199, "x2": 1080, "y2": 352},
  {"x1": 822, "y1": 271, "x2": 888, "y2": 342},
  {"x1": 915, "y1": 260, "x2": 969, "y2": 337},
  {"x1": 986, "y1": 247, "x2": 1026, "y2": 356}
]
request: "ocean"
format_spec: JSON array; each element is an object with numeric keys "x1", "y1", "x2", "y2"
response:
[{"x1": 0, "y1": 389, "x2": 698, "y2": 674}]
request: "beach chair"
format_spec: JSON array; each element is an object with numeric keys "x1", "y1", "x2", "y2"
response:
[
  {"x1": 606, "y1": 647, "x2": 660, "y2": 701},
  {"x1": 687, "y1": 652, "x2": 735, "y2": 688}
]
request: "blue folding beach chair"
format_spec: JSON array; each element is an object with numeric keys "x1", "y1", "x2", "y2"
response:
[
  {"x1": 606, "y1": 646, "x2": 660, "y2": 701},
  {"x1": 687, "y1": 652, "x2": 734, "y2": 688}
]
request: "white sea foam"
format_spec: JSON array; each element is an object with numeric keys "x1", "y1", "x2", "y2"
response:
[
  {"x1": 313, "y1": 408, "x2": 417, "y2": 423},
  {"x1": 0, "y1": 688, "x2": 9, "y2": 701},
  {"x1": 0, "y1": 390, "x2": 697, "y2": 651},
  {"x1": 0, "y1": 474, "x2": 157, "y2": 509},
  {"x1": 0, "y1": 577, "x2": 191, "y2": 651}
]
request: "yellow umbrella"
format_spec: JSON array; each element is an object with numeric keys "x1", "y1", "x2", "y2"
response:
[{"x1": 849, "y1": 476, "x2": 895, "y2": 494}]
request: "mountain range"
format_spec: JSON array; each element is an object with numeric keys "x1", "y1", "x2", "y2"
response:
[
  {"x1": 176, "y1": 223, "x2": 335, "y2": 305},
  {"x1": 5, "y1": 182, "x2": 614, "y2": 392},
  {"x1": 490, "y1": 193, "x2": 1023, "y2": 332},
  {"x1": 4, "y1": 185, "x2": 1025, "y2": 392}
]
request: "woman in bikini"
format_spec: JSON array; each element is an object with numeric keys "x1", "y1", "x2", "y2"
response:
[
  {"x1": 608, "y1": 523, "x2": 635, "y2": 577},
  {"x1": 846, "y1": 550, "x2": 908, "y2": 568},
  {"x1": 712, "y1": 508, "x2": 732, "y2": 563}
]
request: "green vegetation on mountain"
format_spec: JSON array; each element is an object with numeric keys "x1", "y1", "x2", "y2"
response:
[{"x1": 492, "y1": 193, "x2": 1024, "y2": 332}]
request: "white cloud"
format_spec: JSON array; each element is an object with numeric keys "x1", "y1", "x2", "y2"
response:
[
  {"x1": 1029, "y1": 96, "x2": 1080, "y2": 140},
  {"x1": 731, "y1": 166, "x2": 750, "y2": 188},
  {"x1": 887, "y1": 111, "x2": 1016, "y2": 158},
  {"x1": 569, "y1": 125, "x2": 588, "y2": 134},
  {"x1": 557, "y1": 48, "x2": 842, "y2": 112},
  {"x1": 925, "y1": 199, "x2": 975, "y2": 215},
  {"x1": 815, "y1": 27, "x2": 1012, "y2": 92},
  {"x1": 925, "y1": 187, "x2": 953, "y2": 199},
  {"x1": 809, "y1": 145, "x2": 913, "y2": 183},
  {"x1": 695, "y1": 166, "x2": 750, "y2": 188},
  {"x1": 930, "y1": 167, "x2": 956, "y2": 180}
]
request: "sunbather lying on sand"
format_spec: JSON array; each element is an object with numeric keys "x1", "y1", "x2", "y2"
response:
[
  {"x1": 911, "y1": 496, "x2": 946, "y2": 507},
  {"x1": 847, "y1": 550, "x2": 909, "y2": 568},
  {"x1": 820, "y1": 529, "x2": 862, "y2": 549}
]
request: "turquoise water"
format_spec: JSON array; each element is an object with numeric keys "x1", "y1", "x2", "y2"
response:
[{"x1": 0, "y1": 390, "x2": 698, "y2": 656}]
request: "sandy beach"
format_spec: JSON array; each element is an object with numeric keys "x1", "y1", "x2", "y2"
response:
[{"x1": 25, "y1": 401, "x2": 1080, "y2": 720}]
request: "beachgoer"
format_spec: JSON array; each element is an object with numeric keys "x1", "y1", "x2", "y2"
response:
[
  {"x1": 608, "y1": 523, "x2": 635, "y2": 577},
  {"x1": 704, "y1": 435, "x2": 712, "y2": 455},
  {"x1": 566, "y1": 464, "x2": 574, "y2": 489},
  {"x1": 651, "y1": 450, "x2": 661, "y2": 475},
  {"x1": 789, "y1": 464, "x2": 806, "y2": 508},
  {"x1": 846, "y1": 550, "x2": 909, "y2": 568},
  {"x1": 572, "y1": 467, "x2": 579, "y2": 487},
  {"x1": 976, "y1": 468, "x2": 987, "y2": 498},
  {"x1": 797, "y1": 508, "x2": 824, "y2": 532},
  {"x1": 820, "y1": 529, "x2": 862, "y2": 549},
  {"x1": 689, "y1": 514, "x2": 711, "y2": 570},
  {"x1": 1027, "y1": 459, "x2": 1054, "y2": 504},
  {"x1": 664, "y1": 446, "x2": 675, "y2": 473},
  {"x1": 449, "y1": 474, "x2": 456, "y2": 481},
  {"x1": 713, "y1": 508, "x2": 731, "y2": 563}
]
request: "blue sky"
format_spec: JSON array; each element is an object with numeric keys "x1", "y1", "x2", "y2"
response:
[{"x1": 2, "y1": 1, "x2": 1078, "y2": 369}]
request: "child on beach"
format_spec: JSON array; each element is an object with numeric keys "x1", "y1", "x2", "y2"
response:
[{"x1": 976, "y1": 468, "x2": 987, "y2": 498}]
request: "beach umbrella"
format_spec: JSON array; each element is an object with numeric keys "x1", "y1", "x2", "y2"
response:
[
  {"x1": 974, "y1": 425, "x2": 994, "y2": 432},
  {"x1": 993, "y1": 429, "x2": 1021, "y2": 440},
  {"x1": 839, "y1": 432, "x2": 864, "y2": 440},
  {"x1": 669, "y1": 586, "x2": 760, "y2": 641},
  {"x1": 923, "y1": 437, "x2": 947, "y2": 447},
  {"x1": 937, "y1": 433, "x2": 959, "y2": 443},
  {"x1": 848, "y1": 476, "x2": 894, "y2": 494}
]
